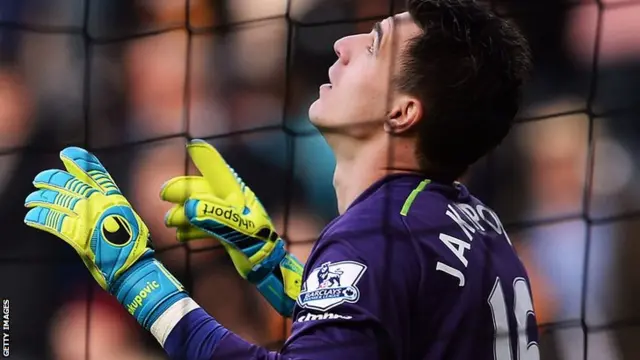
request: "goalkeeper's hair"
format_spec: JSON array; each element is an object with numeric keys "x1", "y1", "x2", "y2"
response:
[{"x1": 396, "y1": 0, "x2": 532, "y2": 180}]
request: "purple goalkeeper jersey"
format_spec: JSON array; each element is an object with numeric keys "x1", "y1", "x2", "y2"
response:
[{"x1": 163, "y1": 173, "x2": 539, "y2": 360}]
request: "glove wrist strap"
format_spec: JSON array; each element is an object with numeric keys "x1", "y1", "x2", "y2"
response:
[
  {"x1": 109, "y1": 252, "x2": 187, "y2": 330},
  {"x1": 250, "y1": 240, "x2": 304, "y2": 317}
]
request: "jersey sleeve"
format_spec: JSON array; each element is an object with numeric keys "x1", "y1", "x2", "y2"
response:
[
  {"x1": 281, "y1": 236, "x2": 400, "y2": 359},
  {"x1": 157, "y1": 233, "x2": 407, "y2": 359},
  {"x1": 160, "y1": 305, "x2": 384, "y2": 360},
  {"x1": 158, "y1": 292, "x2": 385, "y2": 360}
]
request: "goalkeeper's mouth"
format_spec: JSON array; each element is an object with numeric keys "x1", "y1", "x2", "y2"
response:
[
  {"x1": 320, "y1": 84, "x2": 332, "y2": 93},
  {"x1": 320, "y1": 67, "x2": 335, "y2": 92}
]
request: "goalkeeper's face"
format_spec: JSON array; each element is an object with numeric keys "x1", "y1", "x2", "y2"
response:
[{"x1": 308, "y1": 12, "x2": 421, "y2": 137}]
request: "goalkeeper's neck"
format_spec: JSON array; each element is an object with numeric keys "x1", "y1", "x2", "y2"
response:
[{"x1": 332, "y1": 133, "x2": 420, "y2": 214}]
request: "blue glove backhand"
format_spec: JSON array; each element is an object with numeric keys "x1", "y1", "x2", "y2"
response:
[{"x1": 24, "y1": 147, "x2": 186, "y2": 329}]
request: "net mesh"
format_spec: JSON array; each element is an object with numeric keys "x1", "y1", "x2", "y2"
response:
[{"x1": 1, "y1": 0, "x2": 640, "y2": 359}]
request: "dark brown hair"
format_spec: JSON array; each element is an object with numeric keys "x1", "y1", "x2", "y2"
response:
[{"x1": 396, "y1": 0, "x2": 532, "y2": 180}]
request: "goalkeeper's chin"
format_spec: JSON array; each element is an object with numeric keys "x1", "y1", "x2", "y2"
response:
[
  {"x1": 307, "y1": 100, "x2": 352, "y2": 136},
  {"x1": 307, "y1": 97, "x2": 332, "y2": 130}
]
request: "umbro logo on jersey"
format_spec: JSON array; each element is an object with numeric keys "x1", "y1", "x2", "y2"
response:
[{"x1": 297, "y1": 312, "x2": 353, "y2": 323}]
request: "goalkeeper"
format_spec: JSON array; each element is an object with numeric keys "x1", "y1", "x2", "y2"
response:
[{"x1": 25, "y1": 1, "x2": 538, "y2": 359}]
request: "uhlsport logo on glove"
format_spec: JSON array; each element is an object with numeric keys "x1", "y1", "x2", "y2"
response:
[
  {"x1": 201, "y1": 203, "x2": 255, "y2": 230},
  {"x1": 101, "y1": 214, "x2": 133, "y2": 245}
]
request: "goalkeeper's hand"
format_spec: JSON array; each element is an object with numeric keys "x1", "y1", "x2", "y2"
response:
[
  {"x1": 160, "y1": 139, "x2": 303, "y2": 317},
  {"x1": 24, "y1": 147, "x2": 186, "y2": 329}
]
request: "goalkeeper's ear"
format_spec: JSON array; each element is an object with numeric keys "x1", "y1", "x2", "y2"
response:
[
  {"x1": 384, "y1": 95, "x2": 422, "y2": 135},
  {"x1": 186, "y1": 139, "x2": 243, "y2": 206}
]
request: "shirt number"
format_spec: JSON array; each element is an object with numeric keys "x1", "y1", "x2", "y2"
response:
[{"x1": 488, "y1": 277, "x2": 540, "y2": 360}]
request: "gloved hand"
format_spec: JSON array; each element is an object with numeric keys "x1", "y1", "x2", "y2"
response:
[
  {"x1": 24, "y1": 147, "x2": 187, "y2": 329},
  {"x1": 160, "y1": 139, "x2": 303, "y2": 317}
]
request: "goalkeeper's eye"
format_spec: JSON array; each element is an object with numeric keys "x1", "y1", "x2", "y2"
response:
[
  {"x1": 367, "y1": 35, "x2": 376, "y2": 55},
  {"x1": 367, "y1": 22, "x2": 382, "y2": 55}
]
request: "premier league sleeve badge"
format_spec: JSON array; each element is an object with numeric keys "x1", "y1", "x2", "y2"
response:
[{"x1": 297, "y1": 261, "x2": 367, "y2": 311}]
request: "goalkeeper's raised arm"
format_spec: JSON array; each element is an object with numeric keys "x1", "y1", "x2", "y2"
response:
[
  {"x1": 160, "y1": 139, "x2": 304, "y2": 319},
  {"x1": 25, "y1": 0, "x2": 535, "y2": 359},
  {"x1": 23, "y1": 145, "x2": 379, "y2": 360}
]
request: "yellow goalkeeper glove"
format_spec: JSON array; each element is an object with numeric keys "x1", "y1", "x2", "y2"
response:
[
  {"x1": 160, "y1": 139, "x2": 303, "y2": 317},
  {"x1": 24, "y1": 147, "x2": 187, "y2": 329}
]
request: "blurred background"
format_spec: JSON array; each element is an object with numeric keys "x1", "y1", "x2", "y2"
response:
[{"x1": 0, "y1": 0, "x2": 639, "y2": 359}]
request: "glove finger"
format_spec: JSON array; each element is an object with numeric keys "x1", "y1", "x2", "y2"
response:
[
  {"x1": 59, "y1": 147, "x2": 122, "y2": 196},
  {"x1": 160, "y1": 176, "x2": 211, "y2": 204},
  {"x1": 33, "y1": 169, "x2": 99, "y2": 199},
  {"x1": 25, "y1": 188, "x2": 82, "y2": 215},
  {"x1": 164, "y1": 204, "x2": 190, "y2": 228},
  {"x1": 175, "y1": 227, "x2": 210, "y2": 242},
  {"x1": 186, "y1": 140, "x2": 243, "y2": 207},
  {"x1": 24, "y1": 206, "x2": 84, "y2": 251}
]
